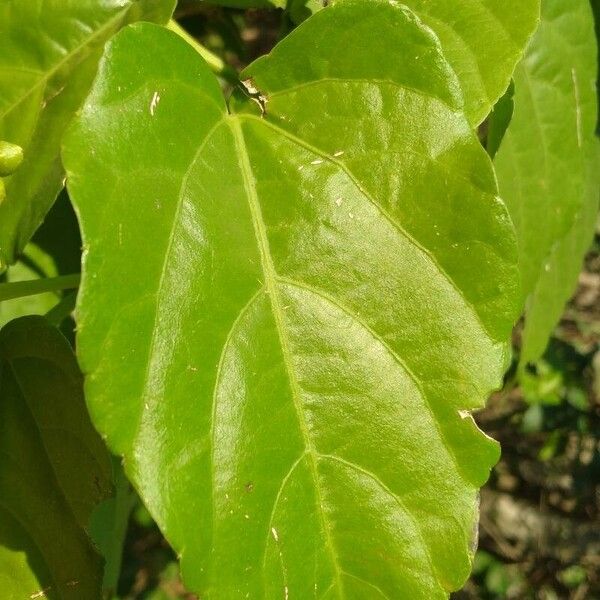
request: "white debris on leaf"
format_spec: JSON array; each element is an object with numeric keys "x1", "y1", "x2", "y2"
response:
[
  {"x1": 149, "y1": 91, "x2": 160, "y2": 116},
  {"x1": 241, "y1": 78, "x2": 268, "y2": 115},
  {"x1": 271, "y1": 527, "x2": 279, "y2": 542},
  {"x1": 242, "y1": 78, "x2": 260, "y2": 96}
]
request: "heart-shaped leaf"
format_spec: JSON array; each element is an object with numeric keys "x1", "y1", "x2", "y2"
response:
[
  {"x1": 0, "y1": 316, "x2": 112, "y2": 598},
  {"x1": 64, "y1": 2, "x2": 519, "y2": 596},
  {"x1": 493, "y1": 0, "x2": 600, "y2": 365},
  {"x1": 0, "y1": 0, "x2": 176, "y2": 270}
]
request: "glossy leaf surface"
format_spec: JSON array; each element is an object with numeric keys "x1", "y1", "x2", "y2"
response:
[
  {"x1": 0, "y1": 0, "x2": 175, "y2": 270},
  {"x1": 493, "y1": 0, "x2": 600, "y2": 365},
  {"x1": 0, "y1": 316, "x2": 112, "y2": 598},
  {"x1": 64, "y1": 2, "x2": 519, "y2": 597},
  {"x1": 290, "y1": 0, "x2": 540, "y2": 125}
]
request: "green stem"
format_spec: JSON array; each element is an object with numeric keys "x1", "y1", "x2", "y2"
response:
[
  {"x1": 0, "y1": 274, "x2": 80, "y2": 302},
  {"x1": 167, "y1": 20, "x2": 239, "y2": 85},
  {"x1": 45, "y1": 291, "x2": 78, "y2": 326}
]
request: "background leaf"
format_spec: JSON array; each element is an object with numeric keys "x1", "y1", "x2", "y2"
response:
[
  {"x1": 493, "y1": 0, "x2": 600, "y2": 366},
  {"x1": 0, "y1": 316, "x2": 113, "y2": 598},
  {"x1": 0, "y1": 0, "x2": 176, "y2": 270},
  {"x1": 64, "y1": 2, "x2": 519, "y2": 597}
]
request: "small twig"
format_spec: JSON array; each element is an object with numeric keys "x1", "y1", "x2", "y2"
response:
[
  {"x1": 45, "y1": 290, "x2": 77, "y2": 326},
  {"x1": 167, "y1": 20, "x2": 239, "y2": 86},
  {"x1": 0, "y1": 273, "x2": 80, "y2": 302}
]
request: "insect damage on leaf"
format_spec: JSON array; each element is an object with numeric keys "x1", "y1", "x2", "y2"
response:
[{"x1": 240, "y1": 78, "x2": 269, "y2": 115}]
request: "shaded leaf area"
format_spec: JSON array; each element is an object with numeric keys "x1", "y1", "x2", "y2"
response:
[
  {"x1": 90, "y1": 456, "x2": 137, "y2": 597},
  {"x1": 0, "y1": 316, "x2": 112, "y2": 599},
  {"x1": 485, "y1": 82, "x2": 514, "y2": 161},
  {"x1": 493, "y1": 0, "x2": 600, "y2": 367},
  {"x1": 64, "y1": 1, "x2": 519, "y2": 597},
  {"x1": 190, "y1": 0, "x2": 285, "y2": 9},
  {"x1": 0, "y1": 0, "x2": 176, "y2": 269}
]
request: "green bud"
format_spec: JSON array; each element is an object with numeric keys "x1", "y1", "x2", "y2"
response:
[{"x1": 0, "y1": 141, "x2": 24, "y2": 177}]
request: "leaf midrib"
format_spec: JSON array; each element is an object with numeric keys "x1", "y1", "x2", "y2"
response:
[{"x1": 228, "y1": 114, "x2": 346, "y2": 598}]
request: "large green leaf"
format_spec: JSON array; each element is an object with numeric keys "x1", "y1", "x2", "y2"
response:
[
  {"x1": 288, "y1": 0, "x2": 540, "y2": 126},
  {"x1": 0, "y1": 0, "x2": 176, "y2": 270},
  {"x1": 64, "y1": 2, "x2": 519, "y2": 597},
  {"x1": 0, "y1": 316, "x2": 112, "y2": 598},
  {"x1": 493, "y1": 0, "x2": 600, "y2": 366},
  {"x1": 183, "y1": 0, "x2": 540, "y2": 126}
]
